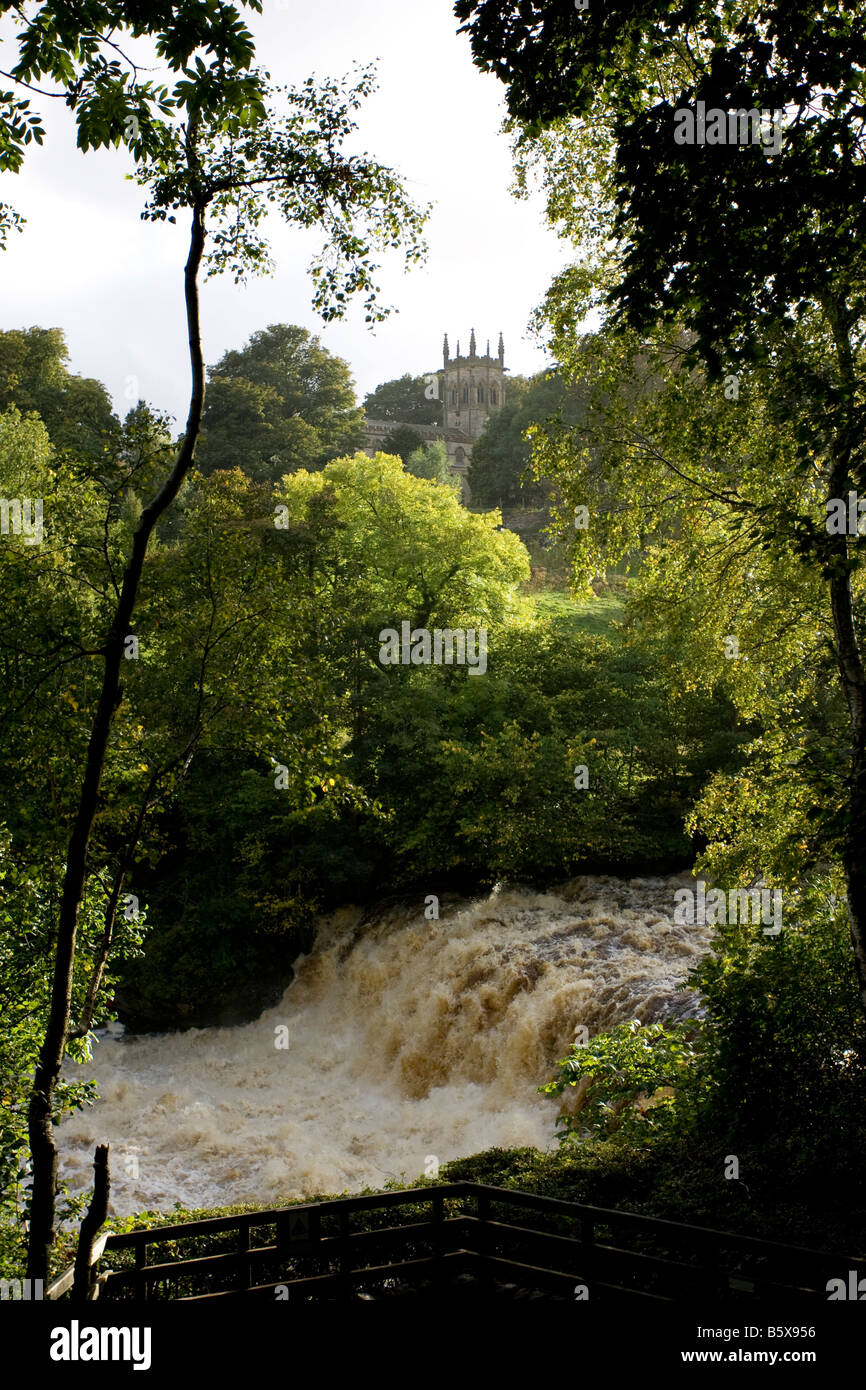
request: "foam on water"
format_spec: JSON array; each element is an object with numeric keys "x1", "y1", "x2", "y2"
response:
[{"x1": 56, "y1": 873, "x2": 710, "y2": 1216}]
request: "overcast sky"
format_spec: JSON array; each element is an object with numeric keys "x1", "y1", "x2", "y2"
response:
[{"x1": 0, "y1": 0, "x2": 571, "y2": 426}]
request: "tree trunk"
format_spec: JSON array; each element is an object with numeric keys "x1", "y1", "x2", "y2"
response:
[
  {"x1": 72, "y1": 1144, "x2": 110, "y2": 1300},
  {"x1": 823, "y1": 303, "x2": 866, "y2": 1012},
  {"x1": 26, "y1": 201, "x2": 207, "y2": 1283},
  {"x1": 829, "y1": 569, "x2": 866, "y2": 1011}
]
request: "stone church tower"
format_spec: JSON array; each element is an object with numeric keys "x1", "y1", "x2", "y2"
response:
[
  {"x1": 443, "y1": 330, "x2": 506, "y2": 438},
  {"x1": 362, "y1": 329, "x2": 506, "y2": 502},
  {"x1": 440, "y1": 330, "x2": 506, "y2": 492}
]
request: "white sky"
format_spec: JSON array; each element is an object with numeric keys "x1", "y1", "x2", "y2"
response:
[{"x1": 0, "y1": 0, "x2": 570, "y2": 426}]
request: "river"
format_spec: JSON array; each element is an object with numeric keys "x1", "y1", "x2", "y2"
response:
[{"x1": 56, "y1": 872, "x2": 711, "y2": 1217}]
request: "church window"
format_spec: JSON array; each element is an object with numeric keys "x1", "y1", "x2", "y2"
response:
[
  {"x1": 462, "y1": 385, "x2": 469, "y2": 404},
  {"x1": 477, "y1": 386, "x2": 485, "y2": 403},
  {"x1": 490, "y1": 388, "x2": 498, "y2": 405},
  {"x1": 449, "y1": 389, "x2": 457, "y2": 406}
]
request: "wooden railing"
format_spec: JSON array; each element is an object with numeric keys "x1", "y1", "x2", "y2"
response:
[
  {"x1": 50, "y1": 1183, "x2": 865, "y2": 1303},
  {"x1": 43, "y1": 1229, "x2": 113, "y2": 1301}
]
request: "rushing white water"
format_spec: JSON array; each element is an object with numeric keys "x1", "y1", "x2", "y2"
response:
[{"x1": 56, "y1": 873, "x2": 712, "y2": 1218}]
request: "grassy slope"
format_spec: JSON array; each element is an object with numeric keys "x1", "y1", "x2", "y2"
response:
[{"x1": 527, "y1": 590, "x2": 625, "y2": 639}]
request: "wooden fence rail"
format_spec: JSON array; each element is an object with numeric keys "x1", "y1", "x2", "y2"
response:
[
  {"x1": 44, "y1": 1183, "x2": 866, "y2": 1303},
  {"x1": 41, "y1": 1230, "x2": 113, "y2": 1302}
]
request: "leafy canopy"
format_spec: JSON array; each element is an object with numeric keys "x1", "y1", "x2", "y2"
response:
[
  {"x1": 364, "y1": 372, "x2": 443, "y2": 425},
  {"x1": 196, "y1": 324, "x2": 364, "y2": 482}
]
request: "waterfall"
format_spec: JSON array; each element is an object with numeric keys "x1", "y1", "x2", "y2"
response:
[{"x1": 57, "y1": 872, "x2": 710, "y2": 1217}]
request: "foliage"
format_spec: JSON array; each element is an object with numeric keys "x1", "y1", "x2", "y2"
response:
[
  {"x1": 358, "y1": 602, "x2": 744, "y2": 883},
  {"x1": 457, "y1": 0, "x2": 866, "y2": 1010},
  {"x1": 0, "y1": 327, "x2": 119, "y2": 461},
  {"x1": 469, "y1": 372, "x2": 582, "y2": 507},
  {"x1": 540, "y1": 880, "x2": 866, "y2": 1221},
  {"x1": 405, "y1": 439, "x2": 455, "y2": 487},
  {"x1": 115, "y1": 755, "x2": 319, "y2": 1031},
  {"x1": 456, "y1": 0, "x2": 866, "y2": 377},
  {"x1": 380, "y1": 424, "x2": 424, "y2": 464},
  {"x1": 135, "y1": 63, "x2": 429, "y2": 316},
  {"x1": 457, "y1": 0, "x2": 866, "y2": 361},
  {"x1": 112, "y1": 452, "x2": 526, "y2": 1021},
  {"x1": 110, "y1": 453, "x2": 746, "y2": 1024},
  {"x1": 541, "y1": 1019, "x2": 704, "y2": 1142},
  {"x1": 525, "y1": 324, "x2": 857, "y2": 899},
  {"x1": 0, "y1": 831, "x2": 145, "y2": 1277},
  {"x1": 690, "y1": 887, "x2": 866, "y2": 1147},
  {"x1": 363, "y1": 372, "x2": 443, "y2": 424},
  {"x1": 0, "y1": 0, "x2": 264, "y2": 241},
  {"x1": 196, "y1": 324, "x2": 364, "y2": 481},
  {"x1": 2, "y1": 1, "x2": 432, "y2": 1280}
]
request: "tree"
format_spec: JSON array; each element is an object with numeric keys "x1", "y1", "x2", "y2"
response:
[
  {"x1": 405, "y1": 439, "x2": 455, "y2": 487},
  {"x1": 364, "y1": 371, "x2": 443, "y2": 424},
  {"x1": 456, "y1": 0, "x2": 866, "y2": 1007},
  {"x1": 470, "y1": 372, "x2": 583, "y2": 507},
  {"x1": 196, "y1": 324, "x2": 364, "y2": 481},
  {"x1": 0, "y1": 0, "x2": 268, "y2": 243},
  {"x1": 0, "y1": 326, "x2": 119, "y2": 460},
  {"x1": 276, "y1": 450, "x2": 526, "y2": 623},
  {"x1": 1, "y1": 6, "x2": 428, "y2": 1280},
  {"x1": 467, "y1": 372, "x2": 528, "y2": 505},
  {"x1": 381, "y1": 423, "x2": 424, "y2": 464}
]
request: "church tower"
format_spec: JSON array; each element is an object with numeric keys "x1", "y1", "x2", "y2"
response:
[
  {"x1": 442, "y1": 329, "x2": 506, "y2": 440},
  {"x1": 362, "y1": 330, "x2": 508, "y2": 505}
]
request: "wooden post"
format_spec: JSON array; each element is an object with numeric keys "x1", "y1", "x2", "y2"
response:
[
  {"x1": 239, "y1": 1223, "x2": 251, "y2": 1293},
  {"x1": 72, "y1": 1144, "x2": 110, "y2": 1300},
  {"x1": 432, "y1": 1191, "x2": 445, "y2": 1293},
  {"x1": 578, "y1": 1215, "x2": 595, "y2": 1296},
  {"x1": 339, "y1": 1209, "x2": 351, "y2": 1301},
  {"x1": 477, "y1": 1189, "x2": 491, "y2": 1293},
  {"x1": 135, "y1": 1240, "x2": 148, "y2": 1302}
]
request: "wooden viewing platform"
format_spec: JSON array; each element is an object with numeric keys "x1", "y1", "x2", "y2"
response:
[{"x1": 45, "y1": 1183, "x2": 866, "y2": 1303}]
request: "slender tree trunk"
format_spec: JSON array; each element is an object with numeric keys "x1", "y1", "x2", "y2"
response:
[
  {"x1": 824, "y1": 304, "x2": 866, "y2": 1010},
  {"x1": 822, "y1": 301, "x2": 866, "y2": 1011},
  {"x1": 26, "y1": 201, "x2": 207, "y2": 1283},
  {"x1": 829, "y1": 568, "x2": 866, "y2": 1011}
]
